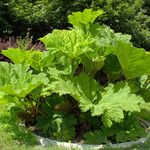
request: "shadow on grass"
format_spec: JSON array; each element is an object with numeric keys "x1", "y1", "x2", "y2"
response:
[{"x1": 0, "y1": 104, "x2": 37, "y2": 146}]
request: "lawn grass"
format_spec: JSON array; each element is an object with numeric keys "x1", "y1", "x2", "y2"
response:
[
  {"x1": 0, "y1": 104, "x2": 150, "y2": 150},
  {"x1": 0, "y1": 104, "x2": 76, "y2": 150}
]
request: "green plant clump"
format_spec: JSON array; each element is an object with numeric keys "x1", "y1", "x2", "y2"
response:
[{"x1": 1, "y1": 9, "x2": 150, "y2": 144}]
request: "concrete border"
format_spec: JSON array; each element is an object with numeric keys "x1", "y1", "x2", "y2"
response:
[{"x1": 35, "y1": 132, "x2": 150, "y2": 149}]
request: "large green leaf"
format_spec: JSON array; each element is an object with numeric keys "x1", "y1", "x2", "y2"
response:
[
  {"x1": 0, "y1": 92, "x2": 15, "y2": 104},
  {"x1": 40, "y1": 29, "x2": 93, "y2": 59},
  {"x1": 46, "y1": 70, "x2": 103, "y2": 112},
  {"x1": 114, "y1": 42, "x2": 150, "y2": 79},
  {"x1": 102, "y1": 114, "x2": 146, "y2": 143},
  {"x1": 68, "y1": 9, "x2": 103, "y2": 28},
  {"x1": 46, "y1": 68, "x2": 146, "y2": 127},
  {"x1": 103, "y1": 54, "x2": 123, "y2": 82},
  {"x1": 37, "y1": 113, "x2": 77, "y2": 141},
  {"x1": 92, "y1": 82, "x2": 144, "y2": 127},
  {"x1": 0, "y1": 92, "x2": 19, "y2": 106},
  {"x1": 84, "y1": 130, "x2": 108, "y2": 144},
  {"x1": 29, "y1": 50, "x2": 54, "y2": 71},
  {"x1": 2, "y1": 48, "x2": 33, "y2": 64},
  {"x1": 2, "y1": 48, "x2": 54, "y2": 71},
  {"x1": 40, "y1": 29, "x2": 100, "y2": 74},
  {"x1": 0, "y1": 62, "x2": 48, "y2": 98},
  {"x1": 86, "y1": 24, "x2": 131, "y2": 56}
]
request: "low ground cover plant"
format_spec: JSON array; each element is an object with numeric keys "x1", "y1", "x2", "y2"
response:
[{"x1": 0, "y1": 9, "x2": 150, "y2": 144}]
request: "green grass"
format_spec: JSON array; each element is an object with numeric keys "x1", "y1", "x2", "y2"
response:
[
  {"x1": 0, "y1": 104, "x2": 77, "y2": 150},
  {"x1": 0, "y1": 104, "x2": 150, "y2": 150}
]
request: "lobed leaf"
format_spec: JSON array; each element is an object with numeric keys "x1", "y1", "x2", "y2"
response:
[
  {"x1": 0, "y1": 62, "x2": 48, "y2": 98},
  {"x1": 2, "y1": 48, "x2": 54, "y2": 71},
  {"x1": 114, "y1": 42, "x2": 150, "y2": 79},
  {"x1": 2, "y1": 48, "x2": 33, "y2": 64},
  {"x1": 91, "y1": 82, "x2": 144, "y2": 127},
  {"x1": 40, "y1": 29, "x2": 93, "y2": 58},
  {"x1": 84, "y1": 130, "x2": 108, "y2": 144},
  {"x1": 68, "y1": 9, "x2": 103, "y2": 27}
]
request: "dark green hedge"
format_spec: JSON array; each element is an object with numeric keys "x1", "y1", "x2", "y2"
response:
[{"x1": 0, "y1": 0, "x2": 149, "y2": 49}]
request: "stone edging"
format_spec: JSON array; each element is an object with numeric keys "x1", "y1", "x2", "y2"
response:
[{"x1": 35, "y1": 132, "x2": 150, "y2": 150}]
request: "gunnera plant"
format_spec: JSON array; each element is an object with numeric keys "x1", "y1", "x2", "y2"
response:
[{"x1": 0, "y1": 9, "x2": 150, "y2": 144}]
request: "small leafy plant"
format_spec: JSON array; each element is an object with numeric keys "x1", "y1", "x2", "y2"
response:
[{"x1": 1, "y1": 9, "x2": 150, "y2": 144}]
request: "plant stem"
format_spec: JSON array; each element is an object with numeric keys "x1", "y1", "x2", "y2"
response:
[
  {"x1": 36, "y1": 98, "x2": 40, "y2": 114},
  {"x1": 143, "y1": 75, "x2": 150, "y2": 89}
]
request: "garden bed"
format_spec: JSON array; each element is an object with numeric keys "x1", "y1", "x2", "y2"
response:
[
  {"x1": 1, "y1": 9, "x2": 150, "y2": 148},
  {"x1": 31, "y1": 117, "x2": 150, "y2": 149}
]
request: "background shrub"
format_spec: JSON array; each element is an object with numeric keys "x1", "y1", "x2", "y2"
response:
[
  {"x1": 0, "y1": 0, "x2": 149, "y2": 49},
  {"x1": 0, "y1": 0, "x2": 13, "y2": 36},
  {"x1": 91, "y1": 0, "x2": 150, "y2": 50}
]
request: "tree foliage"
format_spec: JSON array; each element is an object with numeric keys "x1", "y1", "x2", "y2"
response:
[{"x1": 0, "y1": 0, "x2": 149, "y2": 49}]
